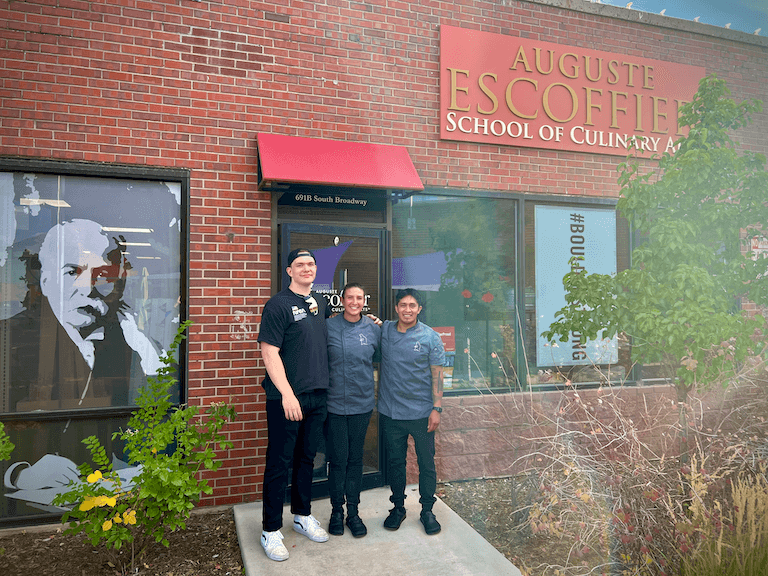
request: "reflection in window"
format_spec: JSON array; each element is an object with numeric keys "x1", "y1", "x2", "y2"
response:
[{"x1": 392, "y1": 194, "x2": 519, "y2": 392}]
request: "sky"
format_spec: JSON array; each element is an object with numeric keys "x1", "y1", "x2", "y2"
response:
[{"x1": 593, "y1": 0, "x2": 768, "y2": 36}]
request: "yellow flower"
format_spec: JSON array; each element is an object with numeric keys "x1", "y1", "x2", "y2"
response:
[
  {"x1": 102, "y1": 519, "x2": 113, "y2": 531},
  {"x1": 113, "y1": 514, "x2": 122, "y2": 523},
  {"x1": 86, "y1": 470, "x2": 103, "y2": 484},
  {"x1": 123, "y1": 510, "x2": 137, "y2": 525},
  {"x1": 79, "y1": 497, "x2": 97, "y2": 512},
  {"x1": 94, "y1": 495, "x2": 117, "y2": 508}
]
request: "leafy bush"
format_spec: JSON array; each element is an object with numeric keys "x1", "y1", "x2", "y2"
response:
[
  {"x1": 53, "y1": 321, "x2": 236, "y2": 573},
  {"x1": 0, "y1": 422, "x2": 14, "y2": 461},
  {"x1": 530, "y1": 71, "x2": 768, "y2": 576},
  {"x1": 542, "y1": 74, "x2": 768, "y2": 447}
]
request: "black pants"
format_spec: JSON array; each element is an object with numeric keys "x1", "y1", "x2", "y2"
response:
[
  {"x1": 381, "y1": 413, "x2": 436, "y2": 512},
  {"x1": 262, "y1": 389, "x2": 327, "y2": 532},
  {"x1": 326, "y1": 410, "x2": 373, "y2": 513}
]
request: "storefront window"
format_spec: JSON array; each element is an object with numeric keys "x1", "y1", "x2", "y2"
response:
[
  {"x1": 1, "y1": 171, "x2": 183, "y2": 413},
  {"x1": 0, "y1": 166, "x2": 185, "y2": 525},
  {"x1": 391, "y1": 194, "x2": 519, "y2": 392},
  {"x1": 524, "y1": 202, "x2": 631, "y2": 387},
  {"x1": 1, "y1": 416, "x2": 130, "y2": 522},
  {"x1": 391, "y1": 194, "x2": 631, "y2": 393}
]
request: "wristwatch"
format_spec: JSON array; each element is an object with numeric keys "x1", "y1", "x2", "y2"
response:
[{"x1": 432, "y1": 406, "x2": 443, "y2": 413}]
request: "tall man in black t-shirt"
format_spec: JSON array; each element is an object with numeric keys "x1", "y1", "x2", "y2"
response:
[{"x1": 257, "y1": 248, "x2": 331, "y2": 562}]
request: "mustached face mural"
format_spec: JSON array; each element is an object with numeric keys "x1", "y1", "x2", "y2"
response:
[{"x1": 0, "y1": 168, "x2": 185, "y2": 523}]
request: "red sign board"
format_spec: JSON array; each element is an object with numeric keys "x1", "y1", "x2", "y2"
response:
[
  {"x1": 434, "y1": 326, "x2": 456, "y2": 353},
  {"x1": 440, "y1": 25, "x2": 705, "y2": 157}
]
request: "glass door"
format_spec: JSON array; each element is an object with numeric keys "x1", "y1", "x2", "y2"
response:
[{"x1": 280, "y1": 223, "x2": 387, "y2": 495}]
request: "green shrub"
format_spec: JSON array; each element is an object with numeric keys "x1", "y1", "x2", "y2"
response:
[
  {"x1": 0, "y1": 422, "x2": 14, "y2": 461},
  {"x1": 53, "y1": 321, "x2": 236, "y2": 574}
]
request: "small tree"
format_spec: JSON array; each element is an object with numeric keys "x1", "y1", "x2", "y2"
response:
[
  {"x1": 543, "y1": 74, "x2": 768, "y2": 452},
  {"x1": 54, "y1": 321, "x2": 236, "y2": 574}
]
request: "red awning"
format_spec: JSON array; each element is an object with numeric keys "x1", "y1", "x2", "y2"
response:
[{"x1": 256, "y1": 133, "x2": 424, "y2": 191}]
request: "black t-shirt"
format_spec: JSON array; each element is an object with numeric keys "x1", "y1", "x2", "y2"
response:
[{"x1": 257, "y1": 288, "x2": 330, "y2": 400}]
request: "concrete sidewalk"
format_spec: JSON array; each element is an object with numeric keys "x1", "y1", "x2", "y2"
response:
[{"x1": 234, "y1": 485, "x2": 522, "y2": 576}]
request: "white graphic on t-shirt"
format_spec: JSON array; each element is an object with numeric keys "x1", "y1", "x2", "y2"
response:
[
  {"x1": 292, "y1": 305, "x2": 307, "y2": 321},
  {"x1": 305, "y1": 295, "x2": 318, "y2": 316},
  {"x1": 359, "y1": 334, "x2": 369, "y2": 346},
  {"x1": 413, "y1": 342, "x2": 422, "y2": 352}
]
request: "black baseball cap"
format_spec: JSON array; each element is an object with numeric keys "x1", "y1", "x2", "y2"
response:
[{"x1": 286, "y1": 248, "x2": 316, "y2": 266}]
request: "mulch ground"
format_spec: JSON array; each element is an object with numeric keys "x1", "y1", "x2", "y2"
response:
[
  {"x1": 1, "y1": 478, "x2": 578, "y2": 576},
  {"x1": 0, "y1": 508, "x2": 242, "y2": 576}
]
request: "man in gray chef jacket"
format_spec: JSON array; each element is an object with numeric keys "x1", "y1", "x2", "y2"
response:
[{"x1": 378, "y1": 288, "x2": 445, "y2": 535}]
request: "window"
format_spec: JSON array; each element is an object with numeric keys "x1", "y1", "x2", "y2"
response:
[
  {"x1": 524, "y1": 202, "x2": 631, "y2": 388},
  {"x1": 1, "y1": 170, "x2": 184, "y2": 412},
  {"x1": 391, "y1": 194, "x2": 519, "y2": 392},
  {"x1": 0, "y1": 161, "x2": 187, "y2": 525},
  {"x1": 391, "y1": 192, "x2": 631, "y2": 394}
]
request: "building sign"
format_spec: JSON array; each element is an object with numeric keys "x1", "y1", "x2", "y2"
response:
[
  {"x1": 278, "y1": 190, "x2": 386, "y2": 212},
  {"x1": 535, "y1": 205, "x2": 617, "y2": 366},
  {"x1": 440, "y1": 25, "x2": 705, "y2": 157}
]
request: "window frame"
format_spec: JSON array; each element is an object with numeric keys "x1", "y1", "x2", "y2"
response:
[
  {"x1": 0, "y1": 157, "x2": 190, "y2": 422},
  {"x1": 413, "y1": 187, "x2": 624, "y2": 395}
]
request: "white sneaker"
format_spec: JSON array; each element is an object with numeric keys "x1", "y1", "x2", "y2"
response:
[
  {"x1": 261, "y1": 529, "x2": 289, "y2": 561},
  {"x1": 293, "y1": 514, "x2": 329, "y2": 542}
]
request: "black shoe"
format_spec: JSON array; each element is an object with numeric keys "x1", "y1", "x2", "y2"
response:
[
  {"x1": 420, "y1": 510, "x2": 441, "y2": 535},
  {"x1": 346, "y1": 515, "x2": 368, "y2": 538},
  {"x1": 328, "y1": 509, "x2": 344, "y2": 536},
  {"x1": 383, "y1": 506, "x2": 407, "y2": 531}
]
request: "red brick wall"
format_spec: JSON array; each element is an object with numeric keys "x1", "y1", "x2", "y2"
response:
[
  {"x1": 1, "y1": 0, "x2": 767, "y2": 508},
  {"x1": 436, "y1": 386, "x2": 680, "y2": 482},
  {"x1": 434, "y1": 379, "x2": 768, "y2": 484}
]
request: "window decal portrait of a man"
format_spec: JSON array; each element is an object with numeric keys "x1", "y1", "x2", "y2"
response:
[
  {"x1": 0, "y1": 171, "x2": 182, "y2": 413},
  {"x1": 32, "y1": 218, "x2": 163, "y2": 408},
  {"x1": 0, "y1": 169, "x2": 183, "y2": 520}
]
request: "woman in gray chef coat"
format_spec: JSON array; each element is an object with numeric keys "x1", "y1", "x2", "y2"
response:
[{"x1": 325, "y1": 283, "x2": 381, "y2": 538}]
